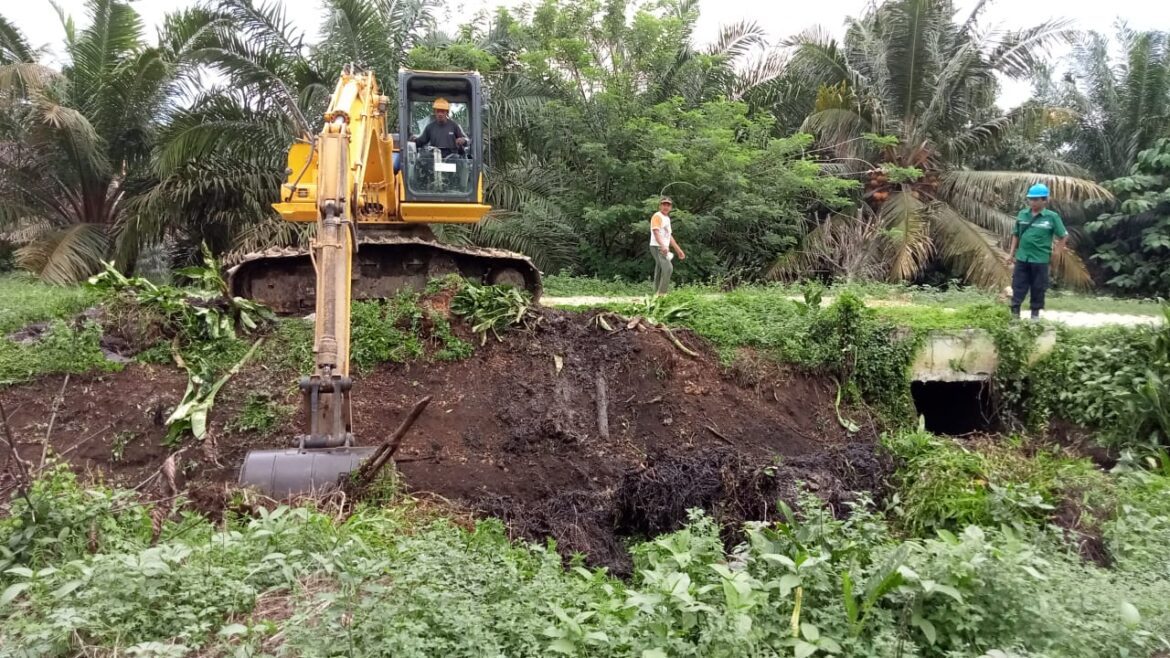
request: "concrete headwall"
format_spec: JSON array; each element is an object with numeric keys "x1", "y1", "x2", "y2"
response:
[{"x1": 910, "y1": 329, "x2": 1057, "y2": 382}]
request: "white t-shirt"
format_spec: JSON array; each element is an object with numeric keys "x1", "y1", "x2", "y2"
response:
[{"x1": 649, "y1": 211, "x2": 672, "y2": 247}]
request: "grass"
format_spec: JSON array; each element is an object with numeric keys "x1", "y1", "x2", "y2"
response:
[
  {"x1": 543, "y1": 275, "x2": 1168, "y2": 317},
  {"x1": 0, "y1": 274, "x2": 97, "y2": 334},
  {"x1": 882, "y1": 429, "x2": 1114, "y2": 535}
]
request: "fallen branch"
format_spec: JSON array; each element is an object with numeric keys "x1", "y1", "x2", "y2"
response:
[
  {"x1": 350, "y1": 396, "x2": 432, "y2": 491},
  {"x1": 662, "y1": 327, "x2": 699, "y2": 358},
  {"x1": 705, "y1": 424, "x2": 734, "y2": 446},
  {"x1": 596, "y1": 374, "x2": 610, "y2": 440}
]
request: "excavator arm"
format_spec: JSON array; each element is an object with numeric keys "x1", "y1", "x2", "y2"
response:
[
  {"x1": 238, "y1": 70, "x2": 392, "y2": 495},
  {"x1": 301, "y1": 69, "x2": 393, "y2": 449}
]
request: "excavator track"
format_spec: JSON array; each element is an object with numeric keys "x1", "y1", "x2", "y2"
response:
[{"x1": 224, "y1": 231, "x2": 542, "y2": 315}]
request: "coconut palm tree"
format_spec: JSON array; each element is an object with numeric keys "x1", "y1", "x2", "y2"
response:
[
  {"x1": 784, "y1": 0, "x2": 1111, "y2": 288},
  {"x1": 0, "y1": 0, "x2": 193, "y2": 284}
]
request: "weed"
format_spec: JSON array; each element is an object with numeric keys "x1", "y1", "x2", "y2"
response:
[
  {"x1": 883, "y1": 429, "x2": 1113, "y2": 535},
  {"x1": 451, "y1": 282, "x2": 538, "y2": 342},
  {"x1": 110, "y1": 431, "x2": 138, "y2": 462},
  {"x1": 2, "y1": 468, "x2": 1169, "y2": 656},
  {"x1": 0, "y1": 319, "x2": 120, "y2": 384},
  {"x1": 230, "y1": 392, "x2": 293, "y2": 436},
  {"x1": 0, "y1": 274, "x2": 98, "y2": 334}
]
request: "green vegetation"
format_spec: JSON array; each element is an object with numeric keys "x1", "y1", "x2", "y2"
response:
[
  {"x1": 883, "y1": 429, "x2": 1111, "y2": 535},
  {"x1": 1030, "y1": 310, "x2": 1170, "y2": 452},
  {"x1": 230, "y1": 392, "x2": 295, "y2": 436},
  {"x1": 2, "y1": 463, "x2": 1168, "y2": 657},
  {"x1": 0, "y1": 275, "x2": 97, "y2": 334},
  {"x1": 3, "y1": 0, "x2": 1161, "y2": 296},
  {"x1": 451, "y1": 282, "x2": 539, "y2": 343},
  {"x1": 0, "y1": 319, "x2": 120, "y2": 384},
  {"x1": 1087, "y1": 138, "x2": 1170, "y2": 297}
]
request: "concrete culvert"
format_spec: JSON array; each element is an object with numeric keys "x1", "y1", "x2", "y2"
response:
[{"x1": 910, "y1": 380, "x2": 999, "y2": 435}]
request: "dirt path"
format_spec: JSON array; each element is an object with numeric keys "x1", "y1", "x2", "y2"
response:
[{"x1": 541, "y1": 295, "x2": 1162, "y2": 328}]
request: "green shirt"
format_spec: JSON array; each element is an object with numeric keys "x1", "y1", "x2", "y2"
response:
[{"x1": 1013, "y1": 208, "x2": 1067, "y2": 264}]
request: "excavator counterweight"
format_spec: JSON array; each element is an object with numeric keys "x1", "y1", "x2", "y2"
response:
[{"x1": 234, "y1": 68, "x2": 541, "y2": 497}]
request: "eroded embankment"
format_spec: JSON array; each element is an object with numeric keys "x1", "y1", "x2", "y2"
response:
[{"x1": 1, "y1": 306, "x2": 889, "y2": 572}]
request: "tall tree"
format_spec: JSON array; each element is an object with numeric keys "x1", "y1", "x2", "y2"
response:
[
  {"x1": 784, "y1": 0, "x2": 1111, "y2": 288},
  {"x1": 0, "y1": 0, "x2": 192, "y2": 283},
  {"x1": 1037, "y1": 27, "x2": 1170, "y2": 181}
]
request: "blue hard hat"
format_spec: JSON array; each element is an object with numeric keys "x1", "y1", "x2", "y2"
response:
[{"x1": 1026, "y1": 183, "x2": 1049, "y2": 198}]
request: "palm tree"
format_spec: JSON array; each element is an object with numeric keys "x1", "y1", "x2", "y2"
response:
[
  {"x1": 783, "y1": 0, "x2": 1111, "y2": 288},
  {"x1": 0, "y1": 0, "x2": 190, "y2": 283},
  {"x1": 1038, "y1": 27, "x2": 1170, "y2": 181}
]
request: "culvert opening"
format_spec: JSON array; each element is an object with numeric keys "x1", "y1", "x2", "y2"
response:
[{"x1": 911, "y1": 380, "x2": 998, "y2": 435}]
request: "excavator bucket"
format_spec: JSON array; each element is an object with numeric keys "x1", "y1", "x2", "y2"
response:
[{"x1": 238, "y1": 446, "x2": 377, "y2": 498}]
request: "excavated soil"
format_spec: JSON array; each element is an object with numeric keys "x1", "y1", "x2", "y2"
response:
[{"x1": 1, "y1": 307, "x2": 888, "y2": 571}]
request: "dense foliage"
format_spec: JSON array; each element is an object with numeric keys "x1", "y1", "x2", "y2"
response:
[
  {"x1": 1, "y1": 459, "x2": 1168, "y2": 657},
  {"x1": 776, "y1": 0, "x2": 1109, "y2": 289},
  {"x1": 5, "y1": 0, "x2": 1163, "y2": 291},
  {"x1": 1086, "y1": 138, "x2": 1170, "y2": 296}
]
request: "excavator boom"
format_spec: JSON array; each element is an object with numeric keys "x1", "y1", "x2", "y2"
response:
[{"x1": 236, "y1": 68, "x2": 541, "y2": 497}]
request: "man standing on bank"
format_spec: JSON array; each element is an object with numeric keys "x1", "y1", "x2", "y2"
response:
[
  {"x1": 1006, "y1": 183, "x2": 1068, "y2": 320},
  {"x1": 650, "y1": 197, "x2": 685, "y2": 296}
]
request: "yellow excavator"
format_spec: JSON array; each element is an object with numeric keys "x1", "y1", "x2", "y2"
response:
[{"x1": 233, "y1": 67, "x2": 541, "y2": 497}]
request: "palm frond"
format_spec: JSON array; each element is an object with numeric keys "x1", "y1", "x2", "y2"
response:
[
  {"x1": 0, "y1": 63, "x2": 58, "y2": 96},
  {"x1": 801, "y1": 108, "x2": 870, "y2": 151},
  {"x1": 484, "y1": 156, "x2": 567, "y2": 221},
  {"x1": 1051, "y1": 241, "x2": 1093, "y2": 290},
  {"x1": 485, "y1": 74, "x2": 553, "y2": 131},
  {"x1": 729, "y1": 49, "x2": 789, "y2": 101},
  {"x1": 989, "y1": 19, "x2": 1076, "y2": 80},
  {"x1": 942, "y1": 189, "x2": 1019, "y2": 239},
  {"x1": 879, "y1": 189, "x2": 933, "y2": 281},
  {"x1": 15, "y1": 222, "x2": 109, "y2": 284},
  {"x1": 0, "y1": 14, "x2": 33, "y2": 64},
  {"x1": 230, "y1": 216, "x2": 312, "y2": 255},
  {"x1": 705, "y1": 20, "x2": 767, "y2": 60},
  {"x1": 939, "y1": 170, "x2": 1113, "y2": 207},
  {"x1": 883, "y1": 0, "x2": 941, "y2": 121},
  {"x1": 436, "y1": 209, "x2": 577, "y2": 273},
  {"x1": 930, "y1": 202, "x2": 1010, "y2": 288}
]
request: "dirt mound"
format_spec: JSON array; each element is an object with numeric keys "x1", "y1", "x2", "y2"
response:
[{"x1": 1, "y1": 307, "x2": 886, "y2": 570}]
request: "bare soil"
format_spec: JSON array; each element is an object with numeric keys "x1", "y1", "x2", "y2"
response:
[{"x1": 1, "y1": 306, "x2": 888, "y2": 571}]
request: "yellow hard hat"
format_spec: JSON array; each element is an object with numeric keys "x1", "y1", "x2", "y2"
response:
[{"x1": 433, "y1": 97, "x2": 450, "y2": 111}]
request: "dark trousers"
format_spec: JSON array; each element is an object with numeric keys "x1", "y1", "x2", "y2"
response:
[{"x1": 1011, "y1": 260, "x2": 1049, "y2": 317}]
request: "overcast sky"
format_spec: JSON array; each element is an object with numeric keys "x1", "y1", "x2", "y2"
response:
[{"x1": 6, "y1": 0, "x2": 1170, "y2": 108}]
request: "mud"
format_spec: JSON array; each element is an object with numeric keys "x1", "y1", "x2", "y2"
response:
[{"x1": 1, "y1": 306, "x2": 888, "y2": 570}]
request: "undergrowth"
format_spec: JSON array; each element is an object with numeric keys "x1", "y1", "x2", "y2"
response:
[
  {"x1": 0, "y1": 319, "x2": 120, "y2": 384},
  {"x1": 883, "y1": 429, "x2": 1113, "y2": 536},
  {"x1": 1025, "y1": 307, "x2": 1170, "y2": 454},
  {"x1": 0, "y1": 274, "x2": 97, "y2": 334},
  {"x1": 1, "y1": 467, "x2": 1167, "y2": 657}
]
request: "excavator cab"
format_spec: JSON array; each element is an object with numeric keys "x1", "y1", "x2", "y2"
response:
[{"x1": 397, "y1": 71, "x2": 492, "y2": 224}]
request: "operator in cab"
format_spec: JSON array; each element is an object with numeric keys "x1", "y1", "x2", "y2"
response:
[{"x1": 411, "y1": 97, "x2": 468, "y2": 158}]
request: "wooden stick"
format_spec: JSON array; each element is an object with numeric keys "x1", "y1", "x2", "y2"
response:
[
  {"x1": 595, "y1": 374, "x2": 610, "y2": 440},
  {"x1": 40, "y1": 374, "x2": 69, "y2": 469},
  {"x1": 354, "y1": 396, "x2": 432, "y2": 487},
  {"x1": 705, "y1": 424, "x2": 734, "y2": 445},
  {"x1": 0, "y1": 399, "x2": 36, "y2": 517}
]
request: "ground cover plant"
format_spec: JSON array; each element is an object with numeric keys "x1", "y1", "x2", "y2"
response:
[
  {"x1": 1, "y1": 460, "x2": 1167, "y2": 657},
  {"x1": 2, "y1": 270, "x2": 1170, "y2": 656}
]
